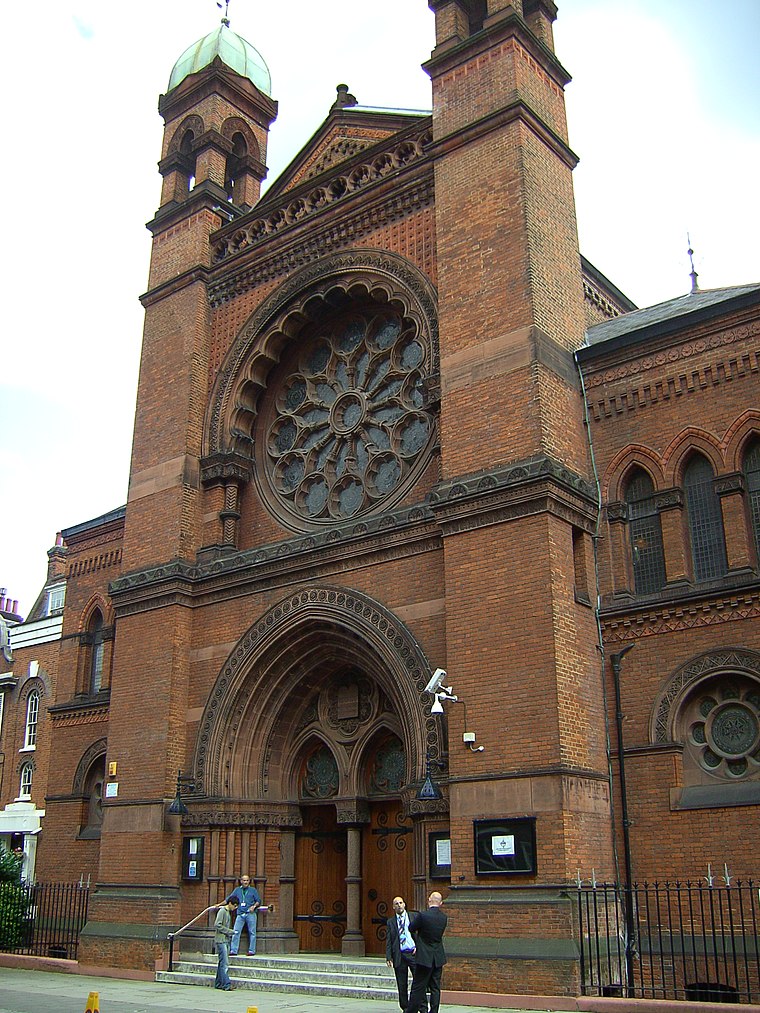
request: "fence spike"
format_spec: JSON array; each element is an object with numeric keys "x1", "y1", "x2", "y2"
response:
[
  {"x1": 704, "y1": 863, "x2": 714, "y2": 888},
  {"x1": 722, "y1": 863, "x2": 732, "y2": 887}
]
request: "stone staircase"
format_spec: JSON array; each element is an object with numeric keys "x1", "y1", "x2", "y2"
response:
[{"x1": 156, "y1": 952, "x2": 398, "y2": 1000}]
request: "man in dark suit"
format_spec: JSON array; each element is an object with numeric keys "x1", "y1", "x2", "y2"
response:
[
  {"x1": 406, "y1": 891, "x2": 447, "y2": 1013},
  {"x1": 386, "y1": 895, "x2": 424, "y2": 1011}
]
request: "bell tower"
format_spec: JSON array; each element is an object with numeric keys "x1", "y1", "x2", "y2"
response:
[
  {"x1": 426, "y1": 0, "x2": 614, "y2": 993},
  {"x1": 80, "y1": 17, "x2": 276, "y2": 970}
]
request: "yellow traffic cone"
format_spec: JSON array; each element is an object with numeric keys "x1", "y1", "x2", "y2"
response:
[{"x1": 84, "y1": 992, "x2": 99, "y2": 1013}]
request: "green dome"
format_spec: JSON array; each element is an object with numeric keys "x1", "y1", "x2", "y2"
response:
[{"x1": 168, "y1": 21, "x2": 271, "y2": 95}]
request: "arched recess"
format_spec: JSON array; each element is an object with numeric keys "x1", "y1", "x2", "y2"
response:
[
  {"x1": 651, "y1": 647, "x2": 760, "y2": 744},
  {"x1": 724, "y1": 411, "x2": 760, "y2": 472},
  {"x1": 192, "y1": 586, "x2": 442, "y2": 800},
  {"x1": 73, "y1": 738, "x2": 107, "y2": 838},
  {"x1": 603, "y1": 446, "x2": 665, "y2": 502},
  {"x1": 204, "y1": 249, "x2": 439, "y2": 463},
  {"x1": 166, "y1": 113, "x2": 205, "y2": 153},
  {"x1": 662, "y1": 428, "x2": 725, "y2": 486}
]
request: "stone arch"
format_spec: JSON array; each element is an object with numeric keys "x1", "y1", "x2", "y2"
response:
[
  {"x1": 662, "y1": 428, "x2": 725, "y2": 485},
  {"x1": 291, "y1": 736, "x2": 341, "y2": 801},
  {"x1": 166, "y1": 113, "x2": 205, "y2": 154},
  {"x1": 651, "y1": 647, "x2": 760, "y2": 744},
  {"x1": 356, "y1": 726, "x2": 406, "y2": 797},
  {"x1": 221, "y1": 116, "x2": 260, "y2": 161},
  {"x1": 72, "y1": 738, "x2": 108, "y2": 795},
  {"x1": 604, "y1": 445, "x2": 665, "y2": 502},
  {"x1": 725, "y1": 411, "x2": 760, "y2": 471},
  {"x1": 192, "y1": 585, "x2": 442, "y2": 798},
  {"x1": 79, "y1": 593, "x2": 113, "y2": 632},
  {"x1": 203, "y1": 249, "x2": 439, "y2": 461}
]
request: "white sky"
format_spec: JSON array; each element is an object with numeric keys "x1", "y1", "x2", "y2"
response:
[{"x1": 1, "y1": 0, "x2": 758, "y2": 618}]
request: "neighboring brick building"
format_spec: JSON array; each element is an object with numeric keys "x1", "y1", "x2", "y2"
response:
[{"x1": 2, "y1": 1, "x2": 758, "y2": 997}]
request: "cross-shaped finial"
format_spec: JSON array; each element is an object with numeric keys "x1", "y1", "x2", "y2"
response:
[
  {"x1": 687, "y1": 233, "x2": 699, "y2": 293},
  {"x1": 217, "y1": 0, "x2": 230, "y2": 26}
]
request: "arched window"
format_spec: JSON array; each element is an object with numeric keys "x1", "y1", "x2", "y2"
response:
[
  {"x1": 24, "y1": 691, "x2": 39, "y2": 749},
  {"x1": 88, "y1": 610, "x2": 105, "y2": 694},
  {"x1": 179, "y1": 128, "x2": 196, "y2": 191},
  {"x1": 743, "y1": 438, "x2": 760, "y2": 561},
  {"x1": 225, "y1": 131, "x2": 248, "y2": 202},
  {"x1": 19, "y1": 761, "x2": 33, "y2": 799},
  {"x1": 625, "y1": 469, "x2": 666, "y2": 595},
  {"x1": 684, "y1": 455, "x2": 727, "y2": 582}
]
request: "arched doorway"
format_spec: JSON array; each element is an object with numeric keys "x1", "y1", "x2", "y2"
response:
[{"x1": 191, "y1": 586, "x2": 447, "y2": 955}]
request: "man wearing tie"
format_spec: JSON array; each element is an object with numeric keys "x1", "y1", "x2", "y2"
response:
[
  {"x1": 406, "y1": 892, "x2": 447, "y2": 1013},
  {"x1": 386, "y1": 895, "x2": 426, "y2": 1012}
]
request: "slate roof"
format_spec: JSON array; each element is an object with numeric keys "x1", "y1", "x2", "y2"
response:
[{"x1": 580, "y1": 283, "x2": 760, "y2": 357}]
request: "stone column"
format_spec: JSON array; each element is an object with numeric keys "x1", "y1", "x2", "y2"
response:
[
  {"x1": 342, "y1": 826, "x2": 365, "y2": 956},
  {"x1": 716, "y1": 474, "x2": 753, "y2": 574},
  {"x1": 606, "y1": 502, "x2": 633, "y2": 598},
  {"x1": 656, "y1": 489, "x2": 690, "y2": 587}
]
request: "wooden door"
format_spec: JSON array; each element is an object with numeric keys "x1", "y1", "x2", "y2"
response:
[
  {"x1": 361, "y1": 800, "x2": 414, "y2": 954},
  {"x1": 294, "y1": 805, "x2": 347, "y2": 951}
]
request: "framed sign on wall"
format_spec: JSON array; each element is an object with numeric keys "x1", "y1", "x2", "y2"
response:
[
  {"x1": 181, "y1": 836, "x2": 205, "y2": 881},
  {"x1": 428, "y1": 831, "x2": 452, "y2": 879},
  {"x1": 473, "y1": 818, "x2": 536, "y2": 875}
]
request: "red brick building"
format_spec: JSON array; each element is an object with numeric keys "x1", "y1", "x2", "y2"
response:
[{"x1": 1, "y1": 0, "x2": 758, "y2": 997}]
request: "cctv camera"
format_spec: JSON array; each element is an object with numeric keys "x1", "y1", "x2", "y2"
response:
[{"x1": 424, "y1": 668, "x2": 448, "y2": 695}]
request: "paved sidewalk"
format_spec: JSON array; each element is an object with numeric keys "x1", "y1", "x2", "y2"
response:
[{"x1": 0, "y1": 968, "x2": 568, "y2": 1013}]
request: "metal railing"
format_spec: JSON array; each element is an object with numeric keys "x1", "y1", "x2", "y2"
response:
[
  {"x1": 0, "y1": 880, "x2": 90, "y2": 960},
  {"x1": 578, "y1": 879, "x2": 760, "y2": 1003}
]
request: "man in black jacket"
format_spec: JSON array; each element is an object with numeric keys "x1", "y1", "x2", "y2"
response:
[
  {"x1": 406, "y1": 891, "x2": 447, "y2": 1013},
  {"x1": 386, "y1": 895, "x2": 422, "y2": 1011}
]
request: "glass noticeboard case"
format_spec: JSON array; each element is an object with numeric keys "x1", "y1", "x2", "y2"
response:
[
  {"x1": 473, "y1": 818, "x2": 536, "y2": 875},
  {"x1": 181, "y1": 836, "x2": 205, "y2": 881}
]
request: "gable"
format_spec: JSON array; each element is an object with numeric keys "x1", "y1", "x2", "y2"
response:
[{"x1": 265, "y1": 104, "x2": 429, "y2": 203}]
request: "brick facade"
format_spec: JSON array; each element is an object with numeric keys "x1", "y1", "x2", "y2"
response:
[{"x1": 3, "y1": 1, "x2": 758, "y2": 998}]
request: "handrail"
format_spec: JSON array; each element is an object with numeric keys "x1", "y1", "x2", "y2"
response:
[
  {"x1": 167, "y1": 904, "x2": 222, "y2": 972},
  {"x1": 166, "y1": 902, "x2": 276, "y2": 972}
]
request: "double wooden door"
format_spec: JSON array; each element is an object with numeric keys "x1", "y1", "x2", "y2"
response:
[{"x1": 294, "y1": 801, "x2": 413, "y2": 954}]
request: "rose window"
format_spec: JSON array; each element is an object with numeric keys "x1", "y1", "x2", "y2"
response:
[
  {"x1": 688, "y1": 683, "x2": 760, "y2": 778},
  {"x1": 259, "y1": 306, "x2": 432, "y2": 526}
]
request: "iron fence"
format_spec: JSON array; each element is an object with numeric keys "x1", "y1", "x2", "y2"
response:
[
  {"x1": 0, "y1": 881, "x2": 90, "y2": 960},
  {"x1": 578, "y1": 880, "x2": 760, "y2": 1003}
]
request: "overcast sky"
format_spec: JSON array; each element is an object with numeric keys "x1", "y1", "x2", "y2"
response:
[{"x1": 1, "y1": 0, "x2": 758, "y2": 618}]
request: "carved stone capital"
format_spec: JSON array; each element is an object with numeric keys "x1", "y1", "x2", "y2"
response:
[
  {"x1": 606, "y1": 501, "x2": 627, "y2": 523},
  {"x1": 653, "y1": 488, "x2": 684, "y2": 512},
  {"x1": 200, "y1": 453, "x2": 253, "y2": 487},
  {"x1": 335, "y1": 800, "x2": 370, "y2": 826},
  {"x1": 714, "y1": 472, "x2": 745, "y2": 497}
]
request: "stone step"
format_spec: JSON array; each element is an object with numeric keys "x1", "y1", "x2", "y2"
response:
[
  {"x1": 156, "y1": 969, "x2": 396, "y2": 1000},
  {"x1": 169, "y1": 960, "x2": 393, "y2": 988},
  {"x1": 157, "y1": 953, "x2": 398, "y2": 1000},
  {"x1": 185, "y1": 953, "x2": 392, "y2": 975}
]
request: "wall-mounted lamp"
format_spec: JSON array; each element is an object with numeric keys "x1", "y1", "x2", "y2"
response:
[
  {"x1": 167, "y1": 769, "x2": 195, "y2": 817},
  {"x1": 416, "y1": 750, "x2": 444, "y2": 800}
]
